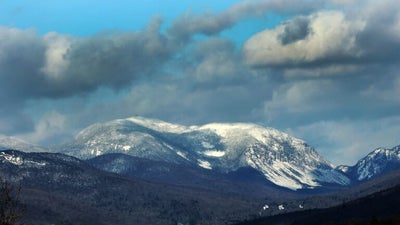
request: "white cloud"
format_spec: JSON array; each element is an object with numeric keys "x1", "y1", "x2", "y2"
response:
[
  {"x1": 263, "y1": 79, "x2": 337, "y2": 118},
  {"x1": 41, "y1": 32, "x2": 72, "y2": 78},
  {"x1": 243, "y1": 0, "x2": 400, "y2": 73},
  {"x1": 243, "y1": 10, "x2": 364, "y2": 68},
  {"x1": 18, "y1": 111, "x2": 70, "y2": 145}
]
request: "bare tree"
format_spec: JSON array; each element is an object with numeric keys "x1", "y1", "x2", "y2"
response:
[{"x1": 0, "y1": 181, "x2": 24, "y2": 225}]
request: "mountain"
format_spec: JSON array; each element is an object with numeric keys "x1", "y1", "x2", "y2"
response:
[
  {"x1": 0, "y1": 149, "x2": 262, "y2": 225},
  {"x1": 0, "y1": 135, "x2": 46, "y2": 152},
  {"x1": 58, "y1": 116, "x2": 349, "y2": 190},
  {"x1": 338, "y1": 145, "x2": 400, "y2": 182}
]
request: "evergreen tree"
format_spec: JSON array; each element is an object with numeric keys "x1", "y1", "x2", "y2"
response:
[{"x1": 0, "y1": 181, "x2": 24, "y2": 225}]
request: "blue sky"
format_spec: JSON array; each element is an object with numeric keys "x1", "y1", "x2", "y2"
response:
[
  {"x1": 0, "y1": 0, "x2": 286, "y2": 46},
  {"x1": 0, "y1": 0, "x2": 399, "y2": 165},
  {"x1": 0, "y1": 0, "x2": 248, "y2": 34}
]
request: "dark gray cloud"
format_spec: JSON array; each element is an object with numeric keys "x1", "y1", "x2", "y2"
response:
[
  {"x1": 0, "y1": 17, "x2": 172, "y2": 101},
  {"x1": 354, "y1": 2, "x2": 400, "y2": 63},
  {"x1": 278, "y1": 16, "x2": 311, "y2": 45},
  {"x1": 0, "y1": 27, "x2": 46, "y2": 102},
  {"x1": 0, "y1": 18, "x2": 174, "y2": 136},
  {"x1": 60, "y1": 30, "x2": 170, "y2": 95},
  {"x1": 168, "y1": 0, "x2": 323, "y2": 43}
]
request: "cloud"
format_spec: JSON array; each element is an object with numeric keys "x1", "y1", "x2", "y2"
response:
[
  {"x1": 18, "y1": 111, "x2": 71, "y2": 145},
  {"x1": 0, "y1": 111, "x2": 34, "y2": 135},
  {"x1": 262, "y1": 65, "x2": 400, "y2": 126},
  {"x1": 278, "y1": 16, "x2": 311, "y2": 45},
  {"x1": 243, "y1": 1, "x2": 400, "y2": 72},
  {"x1": 264, "y1": 79, "x2": 337, "y2": 115},
  {"x1": 360, "y1": 70, "x2": 400, "y2": 104},
  {"x1": 0, "y1": 27, "x2": 46, "y2": 102},
  {"x1": 168, "y1": 0, "x2": 323, "y2": 42},
  {"x1": 70, "y1": 71, "x2": 275, "y2": 127},
  {"x1": 0, "y1": 17, "x2": 173, "y2": 138},
  {"x1": 261, "y1": 78, "x2": 356, "y2": 128},
  {"x1": 288, "y1": 116, "x2": 400, "y2": 165},
  {"x1": 0, "y1": 16, "x2": 171, "y2": 102},
  {"x1": 243, "y1": 11, "x2": 364, "y2": 68},
  {"x1": 41, "y1": 32, "x2": 72, "y2": 78},
  {"x1": 51, "y1": 17, "x2": 171, "y2": 96},
  {"x1": 354, "y1": 1, "x2": 400, "y2": 62},
  {"x1": 178, "y1": 37, "x2": 246, "y2": 84}
]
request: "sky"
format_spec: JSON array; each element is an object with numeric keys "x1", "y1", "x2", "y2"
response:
[{"x1": 0, "y1": 0, "x2": 399, "y2": 165}]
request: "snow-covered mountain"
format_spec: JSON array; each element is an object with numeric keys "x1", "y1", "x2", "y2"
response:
[
  {"x1": 58, "y1": 116, "x2": 349, "y2": 190},
  {"x1": 0, "y1": 135, "x2": 46, "y2": 152},
  {"x1": 339, "y1": 145, "x2": 400, "y2": 182}
]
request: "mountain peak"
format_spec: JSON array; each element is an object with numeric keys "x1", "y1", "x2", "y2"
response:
[{"x1": 346, "y1": 145, "x2": 400, "y2": 181}]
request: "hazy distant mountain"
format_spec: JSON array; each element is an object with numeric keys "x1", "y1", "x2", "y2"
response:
[
  {"x1": 338, "y1": 145, "x2": 400, "y2": 182},
  {"x1": 0, "y1": 135, "x2": 46, "y2": 152},
  {"x1": 58, "y1": 116, "x2": 349, "y2": 190}
]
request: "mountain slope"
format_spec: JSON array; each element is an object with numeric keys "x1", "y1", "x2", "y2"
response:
[
  {"x1": 339, "y1": 145, "x2": 400, "y2": 182},
  {"x1": 87, "y1": 153, "x2": 301, "y2": 197},
  {"x1": 0, "y1": 149, "x2": 262, "y2": 225},
  {"x1": 58, "y1": 116, "x2": 349, "y2": 190}
]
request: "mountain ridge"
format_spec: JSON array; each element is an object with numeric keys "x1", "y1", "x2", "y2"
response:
[{"x1": 2, "y1": 116, "x2": 400, "y2": 191}]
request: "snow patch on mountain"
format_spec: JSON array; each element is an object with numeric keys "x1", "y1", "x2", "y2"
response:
[
  {"x1": 0, "y1": 151, "x2": 47, "y2": 167},
  {"x1": 176, "y1": 151, "x2": 189, "y2": 161},
  {"x1": 126, "y1": 117, "x2": 191, "y2": 134},
  {"x1": 198, "y1": 159, "x2": 212, "y2": 169},
  {"x1": 203, "y1": 150, "x2": 225, "y2": 157},
  {"x1": 0, "y1": 151, "x2": 23, "y2": 165},
  {"x1": 336, "y1": 165, "x2": 350, "y2": 173},
  {"x1": 122, "y1": 145, "x2": 131, "y2": 151},
  {"x1": 201, "y1": 141, "x2": 214, "y2": 149}
]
